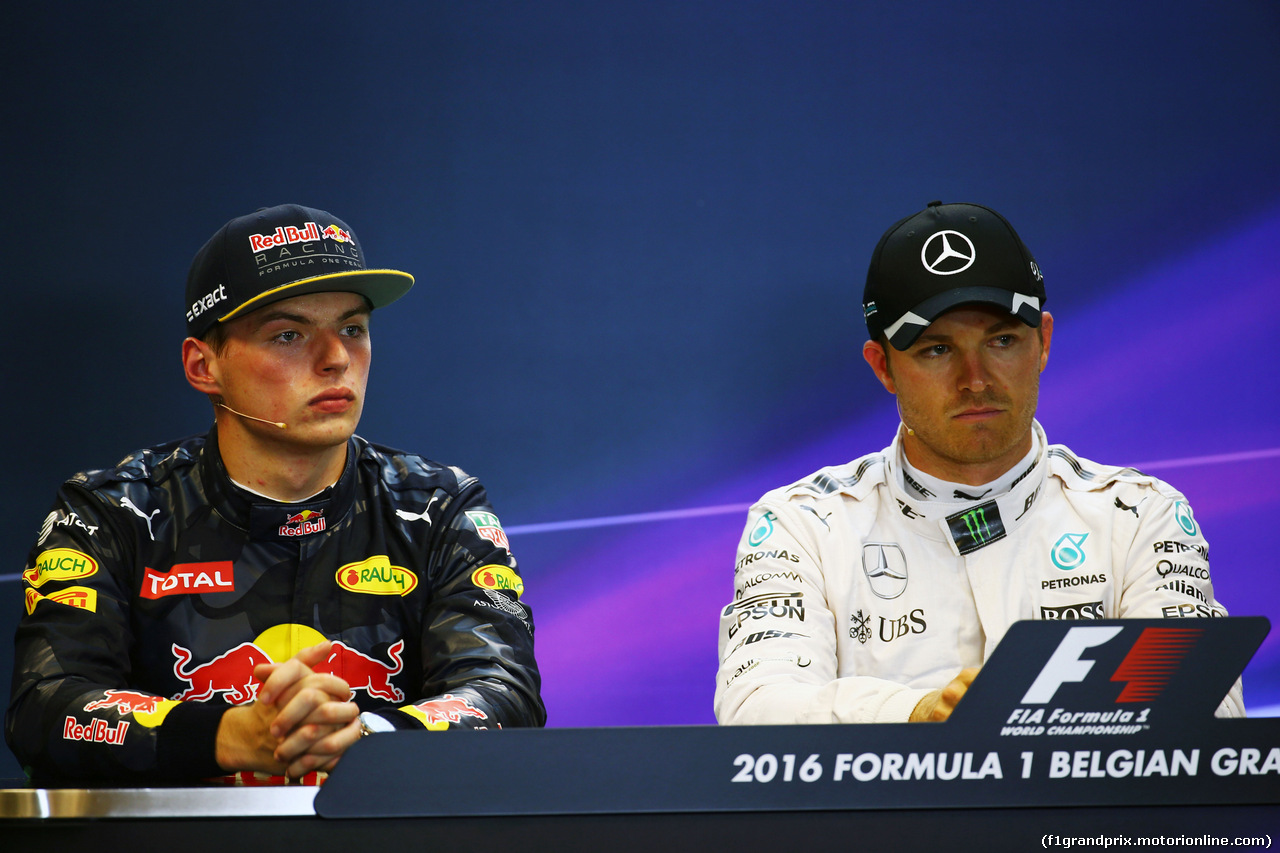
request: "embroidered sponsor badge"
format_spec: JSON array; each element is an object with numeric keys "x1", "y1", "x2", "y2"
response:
[
  {"x1": 25, "y1": 585, "x2": 98, "y2": 615},
  {"x1": 279, "y1": 508, "x2": 326, "y2": 537},
  {"x1": 140, "y1": 561, "x2": 235, "y2": 599},
  {"x1": 336, "y1": 556, "x2": 419, "y2": 596},
  {"x1": 471, "y1": 564, "x2": 524, "y2": 598},
  {"x1": 465, "y1": 510, "x2": 510, "y2": 550},
  {"x1": 945, "y1": 500, "x2": 1007, "y2": 555},
  {"x1": 24, "y1": 548, "x2": 99, "y2": 587}
]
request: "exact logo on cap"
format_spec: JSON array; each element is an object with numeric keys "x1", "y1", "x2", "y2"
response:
[{"x1": 187, "y1": 283, "x2": 228, "y2": 325}]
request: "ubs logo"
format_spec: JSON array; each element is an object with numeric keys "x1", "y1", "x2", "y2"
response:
[{"x1": 879, "y1": 608, "x2": 927, "y2": 642}]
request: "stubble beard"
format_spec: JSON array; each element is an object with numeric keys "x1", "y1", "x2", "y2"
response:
[{"x1": 900, "y1": 383, "x2": 1039, "y2": 474}]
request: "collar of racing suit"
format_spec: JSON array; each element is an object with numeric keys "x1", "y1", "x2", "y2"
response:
[
  {"x1": 885, "y1": 419, "x2": 1050, "y2": 557},
  {"x1": 198, "y1": 425, "x2": 360, "y2": 541}
]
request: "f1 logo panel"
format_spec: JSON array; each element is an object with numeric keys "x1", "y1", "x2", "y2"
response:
[{"x1": 1021, "y1": 625, "x2": 1203, "y2": 705}]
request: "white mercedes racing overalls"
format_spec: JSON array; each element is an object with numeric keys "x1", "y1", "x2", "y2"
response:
[{"x1": 715, "y1": 421, "x2": 1243, "y2": 724}]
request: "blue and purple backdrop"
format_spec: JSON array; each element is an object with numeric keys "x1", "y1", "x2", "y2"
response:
[{"x1": 3, "y1": 2, "x2": 1278, "y2": 777}]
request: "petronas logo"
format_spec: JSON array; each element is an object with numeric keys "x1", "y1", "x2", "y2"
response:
[
  {"x1": 1051, "y1": 532, "x2": 1089, "y2": 571},
  {"x1": 747, "y1": 511, "x2": 777, "y2": 547},
  {"x1": 1174, "y1": 501, "x2": 1198, "y2": 537}
]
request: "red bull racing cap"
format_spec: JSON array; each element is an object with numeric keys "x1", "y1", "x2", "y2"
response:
[
  {"x1": 862, "y1": 201, "x2": 1046, "y2": 350},
  {"x1": 185, "y1": 204, "x2": 415, "y2": 338}
]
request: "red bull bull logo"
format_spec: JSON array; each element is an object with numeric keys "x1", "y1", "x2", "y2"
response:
[
  {"x1": 248, "y1": 221, "x2": 322, "y2": 252},
  {"x1": 84, "y1": 690, "x2": 166, "y2": 715},
  {"x1": 171, "y1": 642, "x2": 272, "y2": 704},
  {"x1": 408, "y1": 694, "x2": 487, "y2": 725},
  {"x1": 313, "y1": 639, "x2": 406, "y2": 702},
  {"x1": 280, "y1": 509, "x2": 326, "y2": 537},
  {"x1": 321, "y1": 223, "x2": 352, "y2": 243}
]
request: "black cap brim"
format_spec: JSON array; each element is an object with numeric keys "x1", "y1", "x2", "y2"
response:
[
  {"x1": 884, "y1": 286, "x2": 1043, "y2": 350},
  {"x1": 214, "y1": 269, "x2": 415, "y2": 326}
]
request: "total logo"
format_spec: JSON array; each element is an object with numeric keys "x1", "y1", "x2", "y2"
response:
[
  {"x1": 169, "y1": 624, "x2": 406, "y2": 705},
  {"x1": 141, "y1": 561, "x2": 234, "y2": 599}
]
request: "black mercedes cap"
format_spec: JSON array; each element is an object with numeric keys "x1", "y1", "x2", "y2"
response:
[
  {"x1": 185, "y1": 204, "x2": 414, "y2": 338},
  {"x1": 862, "y1": 201, "x2": 1045, "y2": 350}
]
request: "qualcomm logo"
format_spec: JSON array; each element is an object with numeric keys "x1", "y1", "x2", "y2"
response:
[{"x1": 921, "y1": 230, "x2": 976, "y2": 275}]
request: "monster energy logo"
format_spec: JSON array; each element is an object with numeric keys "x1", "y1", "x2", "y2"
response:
[
  {"x1": 945, "y1": 500, "x2": 1007, "y2": 555},
  {"x1": 963, "y1": 508, "x2": 994, "y2": 540}
]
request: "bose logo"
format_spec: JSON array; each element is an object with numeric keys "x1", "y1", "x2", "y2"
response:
[{"x1": 1021, "y1": 625, "x2": 1202, "y2": 704}]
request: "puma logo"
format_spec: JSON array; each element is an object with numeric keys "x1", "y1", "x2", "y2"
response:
[
  {"x1": 396, "y1": 494, "x2": 440, "y2": 524},
  {"x1": 121, "y1": 497, "x2": 160, "y2": 541}
]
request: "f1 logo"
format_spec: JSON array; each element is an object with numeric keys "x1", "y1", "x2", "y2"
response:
[
  {"x1": 1020, "y1": 625, "x2": 1203, "y2": 704},
  {"x1": 1021, "y1": 627, "x2": 1121, "y2": 703}
]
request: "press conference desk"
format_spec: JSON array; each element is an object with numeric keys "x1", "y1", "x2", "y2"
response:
[
  {"x1": 6, "y1": 620, "x2": 1277, "y2": 852},
  {"x1": 2, "y1": 783, "x2": 1277, "y2": 853}
]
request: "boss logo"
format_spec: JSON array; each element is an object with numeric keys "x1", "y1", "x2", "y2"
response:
[{"x1": 1040, "y1": 601, "x2": 1104, "y2": 620}]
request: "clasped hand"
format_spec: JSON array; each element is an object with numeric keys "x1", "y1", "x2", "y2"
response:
[{"x1": 215, "y1": 641, "x2": 361, "y2": 778}]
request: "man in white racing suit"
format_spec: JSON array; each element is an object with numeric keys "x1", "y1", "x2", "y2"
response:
[{"x1": 715, "y1": 200, "x2": 1243, "y2": 725}]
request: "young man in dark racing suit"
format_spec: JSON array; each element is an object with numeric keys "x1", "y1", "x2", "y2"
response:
[{"x1": 7, "y1": 204, "x2": 544, "y2": 783}]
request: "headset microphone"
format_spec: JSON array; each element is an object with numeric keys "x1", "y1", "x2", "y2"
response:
[
  {"x1": 217, "y1": 403, "x2": 287, "y2": 429},
  {"x1": 896, "y1": 401, "x2": 915, "y2": 436}
]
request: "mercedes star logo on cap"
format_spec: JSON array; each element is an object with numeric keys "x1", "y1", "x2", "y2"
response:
[{"x1": 921, "y1": 230, "x2": 976, "y2": 276}]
